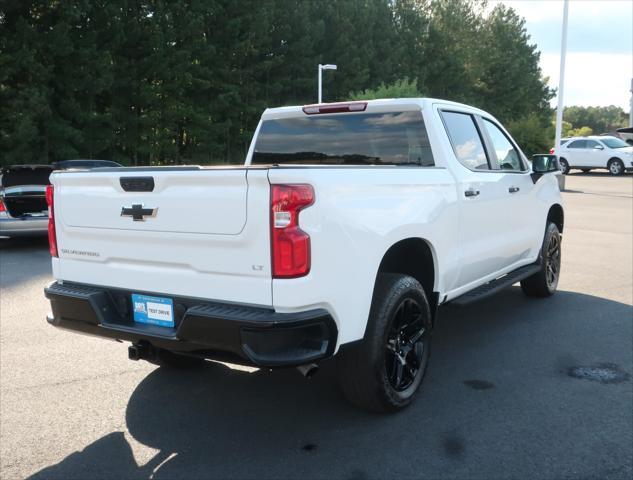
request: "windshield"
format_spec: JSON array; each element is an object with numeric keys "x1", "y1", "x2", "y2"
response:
[
  {"x1": 600, "y1": 137, "x2": 629, "y2": 149},
  {"x1": 252, "y1": 111, "x2": 434, "y2": 166}
]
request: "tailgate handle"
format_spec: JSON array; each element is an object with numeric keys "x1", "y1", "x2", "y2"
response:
[{"x1": 120, "y1": 176, "x2": 155, "y2": 192}]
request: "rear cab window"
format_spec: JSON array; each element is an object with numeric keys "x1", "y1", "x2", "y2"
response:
[{"x1": 252, "y1": 111, "x2": 434, "y2": 166}]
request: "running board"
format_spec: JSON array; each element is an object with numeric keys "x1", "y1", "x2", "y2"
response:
[{"x1": 449, "y1": 263, "x2": 541, "y2": 306}]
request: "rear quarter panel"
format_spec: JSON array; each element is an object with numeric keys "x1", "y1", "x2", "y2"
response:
[{"x1": 267, "y1": 167, "x2": 458, "y2": 347}]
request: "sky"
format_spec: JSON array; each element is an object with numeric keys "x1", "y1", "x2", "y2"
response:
[{"x1": 488, "y1": 0, "x2": 633, "y2": 111}]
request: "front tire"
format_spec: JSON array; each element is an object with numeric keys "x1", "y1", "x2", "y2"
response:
[
  {"x1": 337, "y1": 273, "x2": 432, "y2": 412},
  {"x1": 559, "y1": 158, "x2": 570, "y2": 175},
  {"x1": 521, "y1": 222, "x2": 561, "y2": 297},
  {"x1": 608, "y1": 158, "x2": 624, "y2": 176}
]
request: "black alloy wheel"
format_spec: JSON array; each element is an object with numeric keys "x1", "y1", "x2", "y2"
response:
[
  {"x1": 336, "y1": 273, "x2": 433, "y2": 412},
  {"x1": 385, "y1": 298, "x2": 428, "y2": 392}
]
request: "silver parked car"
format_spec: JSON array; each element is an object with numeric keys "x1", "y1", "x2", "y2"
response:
[{"x1": 0, "y1": 160, "x2": 122, "y2": 237}]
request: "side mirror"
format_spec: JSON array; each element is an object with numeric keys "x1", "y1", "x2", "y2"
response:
[
  {"x1": 594, "y1": 145, "x2": 604, "y2": 150},
  {"x1": 531, "y1": 154, "x2": 559, "y2": 183}
]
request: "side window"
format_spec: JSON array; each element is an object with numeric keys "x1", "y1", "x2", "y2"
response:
[
  {"x1": 568, "y1": 140, "x2": 587, "y2": 149},
  {"x1": 441, "y1": 111, "x2": 489, "y2": 170},
  {"x1": 585, "y1": 140, "x2": 599, "y2": 149},
  {"x1": 482, "y1": 119, "x2": 523, "y2": 171}
]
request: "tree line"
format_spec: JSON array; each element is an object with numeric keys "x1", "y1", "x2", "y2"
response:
[
  {"x1": 561, "y1": 105, "x2": 629, "y2": 138},
  {"x1": 1, "y1": 0, "x2": 556, "y2": 166}
]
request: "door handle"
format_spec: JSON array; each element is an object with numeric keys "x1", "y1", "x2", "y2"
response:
[
  {"x1": 464, "y1": 189, "x2": 480, "y2": 197},
  {"x1": 508, "y1": 186, "x2": 520, "y2": 193}
]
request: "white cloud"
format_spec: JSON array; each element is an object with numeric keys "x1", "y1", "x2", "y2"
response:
[
  {"x1": 541, "y1": 52, "x2": 632, "y2": 109},
  {"x1": 488, "y1": 0, "x2": 632, "y2": 24},
  {"x1": 363, "y1": 112, "x2": 416, "y2": 126},
  {"x1": 487, "y1": 0, "x2": 564, "y2": 23},
  {"x1": 488, "y1": 0, "x2": 633, "y2": 110}
]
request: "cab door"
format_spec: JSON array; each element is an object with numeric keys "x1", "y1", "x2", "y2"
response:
[
  {"x1": 477, "y1": 116, "x2": 540, "y2": 262},
  {"x1": 438, "y1": 109, "x2": 528, "y2": 290}
]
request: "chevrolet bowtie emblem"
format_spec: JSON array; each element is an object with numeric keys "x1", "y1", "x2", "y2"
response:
[{"x1": 120, "y1": 204, "x2": 158, "y2": 221}]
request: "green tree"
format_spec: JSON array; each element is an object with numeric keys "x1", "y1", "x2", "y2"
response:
[
  {"x1": 349, "y1": 78, "x2": 423, "y2": 100},
  {"x1": 564, "y1": 105, "x2": 627, "y2": 134},
  {"x1": 422, "y1": 0, "x2": 485, "y2": 105},
  {"x1": 568, "y1": 126, "x2": 594, "y2": 137},
  {"x1": 476, "y1": 3, "x2": 553, "y2": 122},
  {"x1": 0, "y1": 0, "x2": 558, "y2": 166},
  {"x1": 507, "y1": 113, "x2": 554, "y2": 156}
]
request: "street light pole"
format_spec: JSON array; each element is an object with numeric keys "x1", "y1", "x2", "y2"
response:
[
  {"x1": 318, "y1": 64, "x2": 322, "y2": 103},
  {"x1": 318, "y1": 64, "x2": 337, "y2": 103},
  {"x1": 554, "y1": 0, "x2": 569, "y2": 153},
  {"x1": 629, "y1": 78, "x2": 632, "y2": 127}
]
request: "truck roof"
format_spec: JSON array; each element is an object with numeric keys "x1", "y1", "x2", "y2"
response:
[{"x1": 261, "y1": 97, "x2": 489, "y2": 120}]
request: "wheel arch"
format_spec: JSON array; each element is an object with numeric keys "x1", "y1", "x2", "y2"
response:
[
  {"x1": 547, "y1": 203, "x2": 564, "y2": 234},
  {"x1": 375, "y1": 238, "x2": 439, "y2": 321}
]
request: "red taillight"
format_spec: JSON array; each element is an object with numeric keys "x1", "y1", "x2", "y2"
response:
[
  {"x1": 549, "y1": 148, "x2": 555, "y2": 154},
  {"x1": 270, "y1": 184, "x2": 314, "y2": 278},
  {"x1": 46, "y1": 184, "x2": 58, "y2": 257},
  {"x1": 0, "y1": 198, "x2": 5, "y2": 212},
  {"x1": 302, "y1": 102, "x2": 367, "y2": 115}
]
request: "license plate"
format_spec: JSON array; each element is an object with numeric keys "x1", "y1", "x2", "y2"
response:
[{"x1": 131, "y1": 294, "x2": 174, "y2": 327}]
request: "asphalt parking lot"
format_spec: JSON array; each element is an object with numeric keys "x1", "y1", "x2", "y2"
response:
[{"x1": 1, "y1": 172, "x2": 631, "y2": 480}]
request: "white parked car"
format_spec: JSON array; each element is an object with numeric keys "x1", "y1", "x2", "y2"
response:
[
  {"x1": 553, "y1": 135, "x2": 633, "y2": 175},
  {"x1": 44, "y1": 98, "x2": 563, "y2": 412},
  {"x1": 0, "y1": 165, "x2": 52, "y2": 237},
  {"x1": 0, "y1": 160, "x2": 123, "y2": 238}
]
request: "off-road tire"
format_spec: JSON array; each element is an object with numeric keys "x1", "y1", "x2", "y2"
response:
[{"x1": 337, "y1": 273, "x2": 432, "y2": 412}]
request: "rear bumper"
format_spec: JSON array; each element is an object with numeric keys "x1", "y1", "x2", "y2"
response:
[
  {"x1": 0, "y1": 216, "x2": 48, "y2": 236},
  {"x1": 45, "y1": 281, "x2": 337, "y2": 368}
]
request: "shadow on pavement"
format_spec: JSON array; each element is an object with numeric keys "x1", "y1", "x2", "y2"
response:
[
  {"x1": 28, "y1": 288, "x2": 633, "y2": 480},
  {"x1": 565, "y1": 171, "x2": 633, "y2": 177}
]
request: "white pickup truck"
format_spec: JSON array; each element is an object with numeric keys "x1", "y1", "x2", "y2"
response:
[{"x1": 45, "y1": 98, "x2": 563, "y2": 412}]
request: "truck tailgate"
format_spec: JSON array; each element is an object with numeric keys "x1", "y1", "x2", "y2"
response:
[{"x1": 51, "y1": 168, "x2": 273, "y2": 306}]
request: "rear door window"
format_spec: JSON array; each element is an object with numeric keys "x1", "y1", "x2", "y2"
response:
[
  {"x1": 252, "y1": 111, "x2": 434, "y2": 166},
  {"x1": 440, "y1": 111, "x2": 490, "y2": 170},
  {"x1": 567, "y1": 140, "x2": 587, "y2": 149}
]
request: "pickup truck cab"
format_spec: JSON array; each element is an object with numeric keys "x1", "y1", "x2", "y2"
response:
[{"x1": 45, "y1": 98, "x2": 563, "y2": 411}]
